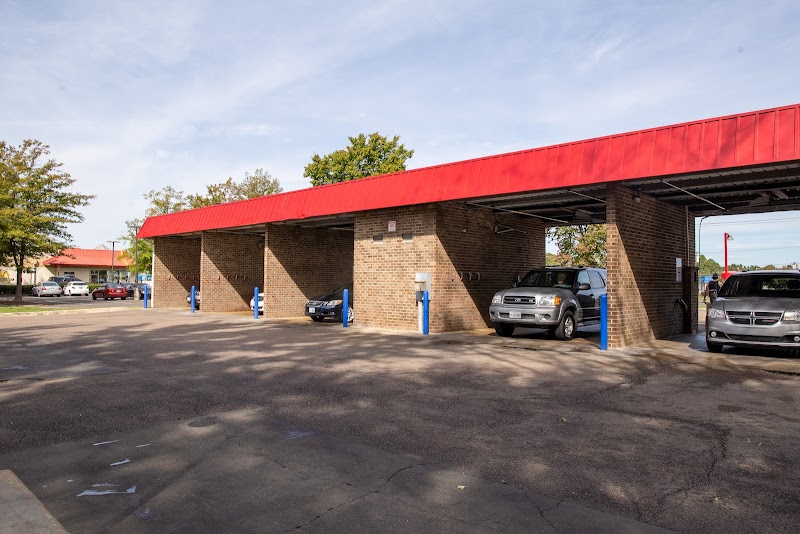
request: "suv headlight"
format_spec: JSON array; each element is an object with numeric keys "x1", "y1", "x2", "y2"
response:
[
  {"x1": 784, "y1": 311, "x2": 800, "y2": 321},
  {"x1": 326, "y1": 300, "x2": 343, "y2": 306},
  {"x1": 492, "y1": 294, "x2": 502, "y2": 304},
  {"x1": 538, "y1": 296, "x2": 562, "y2": 306},
  {"x1": 707, "y1": 308, "x2": 725, "y2": 319}
]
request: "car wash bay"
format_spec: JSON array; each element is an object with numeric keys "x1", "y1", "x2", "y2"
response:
[{"x1": 141, "y1": 103, "x2": 800, "y2": 348}]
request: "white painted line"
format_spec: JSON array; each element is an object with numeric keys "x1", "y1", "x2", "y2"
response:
[
  {"x1": 77, "y1": 485, "x2": 136, "y2": 497},
  {"x1": 92, "y1": 440, "x2": 120, "y2": 446},
  {"x1": 135, "y1": 443, "x2": 152, "y2": 448},
  {"x1": 109, "y1": 459, "x2": 130, "y2": 467}
]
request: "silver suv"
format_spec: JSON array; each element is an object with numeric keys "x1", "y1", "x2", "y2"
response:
[
  {"x1": 489, "y1": 267, "x2": 607, "y2": 340},
  {"x1": 706, "y1": 270, "x2": 800, "y2": 352}
]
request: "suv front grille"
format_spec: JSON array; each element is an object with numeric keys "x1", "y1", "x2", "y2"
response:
[
  {"x1": 503, "y1": 296, "x2": 536, "y2": 306},
  {"x1": 725, "y1": 311, "x2": 783, "y2": 326}
]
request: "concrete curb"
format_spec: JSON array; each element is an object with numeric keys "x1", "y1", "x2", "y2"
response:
[{"x1": 0, "y1": 470, "x2": 68, "y2": 533}]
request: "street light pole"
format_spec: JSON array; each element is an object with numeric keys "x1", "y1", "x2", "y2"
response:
[
  {"x1": 723, "y1": 233, "x2": 733, "y2": 279},
  {"x1": 108, "y1": 240, "x2": 118, "y2": 283}
]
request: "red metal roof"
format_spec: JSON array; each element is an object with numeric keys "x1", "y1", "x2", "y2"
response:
[
  {"x1": 138, "y1": 103, "x2": 800, "y2": 238},
  {"x1": 44, "y1": 248, "x2": 133, "y2": 267}
]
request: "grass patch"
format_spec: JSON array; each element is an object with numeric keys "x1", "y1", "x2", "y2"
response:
[{"x1": 0, "y1": 306, "x2": 54, "y2": 313}]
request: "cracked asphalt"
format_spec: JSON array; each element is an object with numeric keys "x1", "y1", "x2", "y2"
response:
[{"x1": 1, "y1": 309, "x2": 799, "y2": 533}]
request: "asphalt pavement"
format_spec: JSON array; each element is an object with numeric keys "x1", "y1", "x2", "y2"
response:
[{"x1": 1, "y1": 309, "x2": 798, "y2": 533}]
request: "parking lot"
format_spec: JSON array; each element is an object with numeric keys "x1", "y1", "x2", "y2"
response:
[
  {"x1": 1, "y1": 309, "x2": 799, "y2": 533},
  {"x1": 0, "y1": 294, "x2": 140, "y2": 310}
]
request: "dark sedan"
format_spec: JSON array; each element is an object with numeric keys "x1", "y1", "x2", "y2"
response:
[
  {"x1": 92, "y1": 283, "x2": 128, "y2": 300},
  {"x1": 305, "y1": 283, "x2": 353, "y2": 323},
  {"x1": 125, "y1": 283, "x2": 152, "y2": 299}
]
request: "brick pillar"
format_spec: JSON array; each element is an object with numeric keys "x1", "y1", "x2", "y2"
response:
[
  {"x1": 606, "y1": 184, "x2": 697, "y2": 348},
  {"x1": 152, "y1": 236, "x2": 201, "y2": 308},
  {"x1": 354, "y1": 205, "x2": 438, "y2": 331},
  {"x1": 200, "y1": 232, "x2": 265, "y2": 312},
  {"x1": 433, "y1": 202, "x2": 545, "y2": 331},
  {"x1": 263, "y1": 224, "x2": 354, "y2": 318}
]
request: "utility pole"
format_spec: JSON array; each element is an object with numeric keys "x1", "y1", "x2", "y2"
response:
[{"x1": 107, "y1": 240, "x2": 118, "y2": 283}]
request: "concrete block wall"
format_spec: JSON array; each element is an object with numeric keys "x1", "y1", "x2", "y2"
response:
[
  {"x1": 200, "y1": 232, "x2": 265, "y2": 312},
  {"x1": 354, "y1": 205, "x2": 437, "y2": 331},
  {"x1": 263, "y1": 224, "x2": 353, "y2": 318},
  {"x1": 433, "y1": 203, "x2": 545, "y2": 331},
  {"x1": 152, "y1": 236, "x2": 201, "y2": 308},
  {"x1": 606, "y1": 184, "x2": 697, "y2": 348}
]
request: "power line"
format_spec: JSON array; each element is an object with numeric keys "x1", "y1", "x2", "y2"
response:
[{"x1": 701, "y1": 216, "x2": 800, "y2": 226}]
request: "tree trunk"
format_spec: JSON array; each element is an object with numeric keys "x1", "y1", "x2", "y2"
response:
[{"x1": 14, "y1": 265, "x2": 24, "y2": 303}]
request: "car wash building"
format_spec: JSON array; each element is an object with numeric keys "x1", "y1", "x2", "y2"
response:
[{"x1": 138, "y1": 103, "x2": 800, "y2": 348}]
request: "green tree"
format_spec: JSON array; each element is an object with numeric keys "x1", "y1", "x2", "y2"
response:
[
  {"x1": 697, "y1": 254, "x2": 723, "y2": 276},
  {"x1": 0, "y1": 140, "x2": 93, "y2": 302},
  {"x1": 144, "y1": 186, "x2": 186, "y2": 216},
  {"x1": 545, "y1": 252, "x2": 558, "y2": 266},
  {"x1": 547, "y1": 224, "x2": 607, "y2": 267},
  {"x1": 304, "y1": 133, "x2": 414, "y2": 186},
  {"x1": 186, "y1": 169, "x2": 282, "y2": 208}
]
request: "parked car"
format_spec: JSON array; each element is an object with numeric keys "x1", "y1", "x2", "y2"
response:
[
  {"x1": 489, "y1": 267, "x2": 607, "y2": 340},
  {"x1": 32, "y1": 281, "x2": 63, "y2": 297},
  {"x1": 305, "y1": 283, "x2": 354, "y2": 323},
  {"x1": 48, "y1": 276, "x2": 80, "y2": 287},
  {"x1": 63, "y1": 281, "x2": 90, "y2": 296},
  {"x1": 706, "y1": 270, "x2": 800, "y2": 352},
  {"x1": 92, "y1": 283, "x2": 128, "y2": 300},
  {"x1": 250, "y1": 293, "x2": 265, "y2": 314},
  {"x1": 125, "y1": 283, "x2": 152, "y2": 299},
  {"x1": 186, "y1": 290, "x2": 200, "y2": 309}
]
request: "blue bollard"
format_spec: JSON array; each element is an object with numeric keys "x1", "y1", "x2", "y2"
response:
[
  {"x1": 191, "y1": 285, "x2": 196, "y2": 314},
  {"x1": 254, "y1": 287, "x2": 259, "y2": 320},
  {"x1": 143, "y1": 284, "x2": 148, "y2": 309},
  {"x1": 423, "y1": 290, "x2": 429, "y2": 335},
  {"x1": 600, "y1": 294, "x2": 608, "y2": 350},
  {"x1": 342, "y1": 289, "x2": 349, "y2": 328}
]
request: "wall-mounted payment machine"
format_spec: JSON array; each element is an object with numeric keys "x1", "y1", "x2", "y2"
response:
[{"x1": 415, "y1": 272, "x2": 431, "y2": 302}]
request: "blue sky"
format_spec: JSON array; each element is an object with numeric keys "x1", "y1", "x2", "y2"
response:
[{"x1": 2, "y1": 0, "x2": 799, "y2": 266}]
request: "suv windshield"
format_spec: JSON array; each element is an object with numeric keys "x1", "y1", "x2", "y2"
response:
[
  {"x1": 518, "y1": 270, "x2": 576, "y2": 289},
  {"x1": 719, "y1": 274, "x2": 800, "y2": 298}
]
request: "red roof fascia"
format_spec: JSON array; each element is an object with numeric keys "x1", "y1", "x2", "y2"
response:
[
  {"x1": 44, "y1": 248, "x2": 133, "y2": 267},
  {"x1": 138, "y1": 103, "x2": 800, "y2": 239}
]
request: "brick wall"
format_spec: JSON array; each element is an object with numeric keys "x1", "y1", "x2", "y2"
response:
[
  {"x1": 606, "y1": 184, "x2": 697, "y2": 347},
  {"x1": 354, "y1": 205, "x2": 438, "y2": 331},
  {"x1": 263, "y1": 224, "x2": 353, "y2": 318},
  {"x1": 200, "y1": 232, "x2": 265, "y2": 312},
  {"x1": 433, "y1": 203, "x2": 545, "y2": 331},
  {"x1": 153, "y1": 236, "x2": 201, "y2": 308}
]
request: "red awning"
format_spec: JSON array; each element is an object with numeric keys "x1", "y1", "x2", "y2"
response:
[
  {"x1": 138, "y1": 103, "x2": 800, "y2": 239},
  {"x1": 44, "y1": 248, "x2": 133, "y2": 267}
]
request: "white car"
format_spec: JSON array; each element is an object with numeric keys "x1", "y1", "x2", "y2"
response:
[
  {"x1": 32, "y1": 281, "x2": 63, "y2": 297},
  {"x1": 250, "y1": 293, "x2": 265, "y2": 314},
  {"x1": 63, "y1": 281, "x2": 90, "y2": 296}
]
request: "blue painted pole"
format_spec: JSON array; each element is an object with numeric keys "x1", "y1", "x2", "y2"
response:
[
  {"x1": 423, "y1": 290, "x2": 429, "y2": 335},
  {"x1": 342, "y1": 289, "x2": 349, "y2": 328},
  {"x1": 254, "y1": 287, "x2": 259, "y2": 319},
  {"x1": 600, "y1": 294, "x2": 608, "y2": 350},
  {"x1": 191, "y1": 285, "x2": 196, "y2": 314},
  {"x1": 143, "y1": 284, "x2": 148, "y2": 309}
]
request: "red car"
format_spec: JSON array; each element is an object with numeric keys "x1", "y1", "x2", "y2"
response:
[{"x1": 92, "y1": 283, "x2": 128, "y2": 300}]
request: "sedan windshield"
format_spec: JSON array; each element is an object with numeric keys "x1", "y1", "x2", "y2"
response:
[
  {"x1": 518, "y1": 270, "x2": 576, "y2": 289},
  {"x1": 719, "y1": 274, "x2": 800, "y2": 298}
]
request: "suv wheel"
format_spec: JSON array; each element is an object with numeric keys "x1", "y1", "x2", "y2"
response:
[
  {"x1": 554, "y1": 311, "x2": 575, "y2": 341},
  {"x1": 494, "y1": 323, "x2": 515, "y2": 337}
]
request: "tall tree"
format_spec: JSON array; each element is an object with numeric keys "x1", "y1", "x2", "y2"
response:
[
  {"x1": 0, "y1": 140, "x2": 93, "y2": 302},
  {"x1": 144, "y1": 186, "x2": 186, "y2": 216},
  {"x1": 547, "y1": 224, "x2": 607, "y2": 267},
  {"x1": 186, "y1": 169, "x2": 282, "y2": 208},
  {"x1": 304, "y1": 133, "x2": 414, "y2": 186}
]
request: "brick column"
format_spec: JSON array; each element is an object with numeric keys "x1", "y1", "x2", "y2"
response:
[
  {"x1": 200, "y1": 232, "x2": 265, "y2": 312},
  {"x1": 354, "y1": 205, "x2": 438, "y2": 331},
  {"x1": 152, "y1": 236, "x2": 201, "y2": 308},
  {"x1": 263, "y1": 225, "x2": 354, "y2": 318},
  {"x1": 433, "y1": 202, "x2": 545, "y2": 331},
  {"x1": 606, "y1": 184, "x2": 697, "y2": 348}
]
